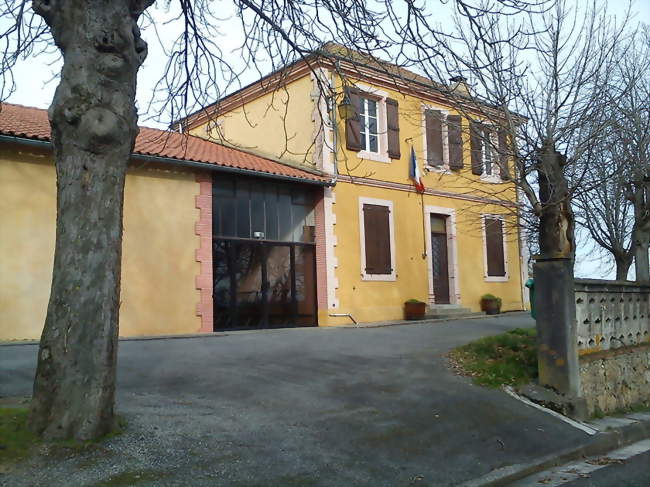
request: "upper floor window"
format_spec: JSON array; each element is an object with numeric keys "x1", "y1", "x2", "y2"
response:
[
  {"x1": 344, "y1": 87, "x2": 401, "y2": 163},
  {"x1": 423, "y1": 108, "x2": 463, "y2": 171},
  {"x1": 470, "y1": 121, "x2": 511, "y2": 181},
  {"x1": 359, "y1": 97, "x2": 379, "y2": 153}
]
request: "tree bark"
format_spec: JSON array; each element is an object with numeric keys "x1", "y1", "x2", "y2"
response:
[
  {"x1": 614, "y1": 253, "x2": 633, "y2": 281},
  {"x1": 537, "y1": 145, "x2": 575, "y2": 259},
  {"x1": 29, "y1": 0, "x2": 152, "y2": 441},
  {"x1": 632, "y1": 183, "x2": 650, "y2": 283},
  {"x1": 634, "y1": 230, "x2": 650, "y2": 282}
]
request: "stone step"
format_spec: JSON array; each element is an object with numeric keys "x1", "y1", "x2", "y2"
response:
[
  {"x1": 427, "y1": 306, "x2": 475, "y2": 315},
  {"x1": 424, "y1": 310, "x2": 486, "y2": 320}
]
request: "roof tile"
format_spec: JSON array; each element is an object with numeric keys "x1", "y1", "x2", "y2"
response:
[{"x1": 0, "y1": 103, "x2": 329, "y2": 184}]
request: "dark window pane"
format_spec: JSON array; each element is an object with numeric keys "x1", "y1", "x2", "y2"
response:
[
  {"x1": 234, "y1": 242, "x2": 264, "y2": 328},
  {"x1": 213, "y1": 177, "x2": 235, "y2": 199},
  {"x1": 368, "y1": 116, "x2": 377, "y2": 135},
  {"x1": 295, "y1": 245, "x2": 317, "y2": 326},
  {"x1": 266, "y1": 244, "x2": 292, "y2": 326},
  {"x1": 236, "y1": 181, "x2": 250, "y2": 238},
  {"x1": 367, "y1": 99, "x2": 377, "y2": 117},
  {"x1": 291, "y1": 203, "x2": 309, "y2": 242},
  {"x1": 251, "y1": 182, "x2": 265, "y2": 238},
  {"x1": 278, "y1": 189, "x2": 292, "y2": 241},
  {"x1": 265, "y1": 186, "x2": 278, "y2": 240},
  {"x1": 220, "y1": 198, "x2": 236, "y2": 237},
  {"x1": 369, "y1": 135, "x2": 378, "y2": 153}
]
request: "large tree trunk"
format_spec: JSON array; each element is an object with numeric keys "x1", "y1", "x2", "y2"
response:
[
  {"x1": 537, "y1": 146, "x2": 575, "y2": 258},
  {"x1": 29, "y1": 0, "x2": 152, "y2": 441},
  {"x1": 634, "y1": 230, "x2": 650, "y2": 282},
  {"x1": 614, "y1": 252, "x2": 633, "y2": 281},
  {"x1": 632, "y1": 183, "x2": 650, "y2": 282}
]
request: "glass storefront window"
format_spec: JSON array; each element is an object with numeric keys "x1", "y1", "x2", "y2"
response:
[{"x1": 213, "y1": 174, "x2": 316, "y2": 243}]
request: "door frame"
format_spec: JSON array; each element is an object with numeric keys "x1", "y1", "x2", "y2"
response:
[{"x1": 424, "y1": 206, "x2": 460, "y2": 305}]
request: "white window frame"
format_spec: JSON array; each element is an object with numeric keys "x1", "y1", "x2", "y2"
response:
[
  {"x1": 359, "y1": 97, "x2": 379, "y2": 154},
  {"x1": 359, "y1": 197, "x2": 397, "y2": 281},
  {"x1": 479, "y1": 125, "x2": 502, "y2": 183},
  {"x1": 354, "y1": 83, "x2": 391, "y2": 164},
  {"x1": 422, "y1": 105, "x2": 451, "y2": 173},
  {"x1": 482, "y1": 214, "x2": 509, "y2": 282},
  {"x1": 424, "y1": 206, "x2": 461, "y2": 305}
]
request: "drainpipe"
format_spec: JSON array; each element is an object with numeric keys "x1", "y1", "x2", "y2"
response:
[{"x1": 328, "y1": 313, "x2": 358, "y2": 326}]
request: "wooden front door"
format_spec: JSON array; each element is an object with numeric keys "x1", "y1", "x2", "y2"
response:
[{"x1": 430, "y1": 215, "x2": 450, "y2": 304}]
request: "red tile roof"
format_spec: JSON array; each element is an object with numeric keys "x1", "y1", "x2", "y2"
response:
[{"x1": 0, "y1": 103, "x2": 330, "y2": 184}]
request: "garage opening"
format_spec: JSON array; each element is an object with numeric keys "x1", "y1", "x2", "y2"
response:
[{"x1": 212, "y1": 175, "x2": 318, "y2": 330}]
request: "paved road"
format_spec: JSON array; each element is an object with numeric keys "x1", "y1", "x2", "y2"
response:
[
  {"x1": 0, "y1": 314, "x2": 597, "y2": 487},
  {"x1": 564, "y1": 451, "x2": 650, "y2": 487}
]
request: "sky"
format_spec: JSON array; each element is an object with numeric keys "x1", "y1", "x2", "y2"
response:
[{"x1": 3, "y1": 0, "x2": 650, "y2": 279}]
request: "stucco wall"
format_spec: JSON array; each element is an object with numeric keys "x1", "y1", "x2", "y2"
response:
[
  {"x1": 0, "y1": 145, "x2": 200, "y2": 340},
  {"x1": 580, "y1": 345, "x2": 650, "y2": 416},
  {"x1": 324, "y1": 180, "x2": 524, "y2": 325},
  {"x1": 190, "y1": 76, "x2": 317, "y2": 168},
  {"x1": 0, "y1": 146, "x2": 56, "y2": 340}
]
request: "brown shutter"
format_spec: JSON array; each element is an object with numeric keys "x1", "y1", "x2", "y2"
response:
[
  {"x1": 470, "y1": 120, "x2": 483, "y2": 175},
  {"x1": 425, "y1": 109, "x2": 444, "y2": 166},
  {"x1": 363, "y1": 204, "x2": 392, "y2": 275},
  {"x1": 485, "y1": 218, "x2": 506, "y2": 277},
  {"x1": 498, "y1": 129, "x2": 510, "y2": 180},
  {"x1": 448, "y1": 115, "x2": 463, "y2": 170},
  {"x1": 386, "y1": 98, "x2": 401, "y2": 159},
  {"x1": 345, "y1": 88, "x2": 362, "y2": 152}
]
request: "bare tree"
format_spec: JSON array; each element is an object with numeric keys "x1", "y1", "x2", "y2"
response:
[
  {"x1": 573, "y1": 29, "x2": 650, "y2": 281},
  {"x1": 419, "y1": 0, "x2": 635, "y2": 264},
  {"x1": 0, "y1": 0, "x2": 552, "y2": 440}
]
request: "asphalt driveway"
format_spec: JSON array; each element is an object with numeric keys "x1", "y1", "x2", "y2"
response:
[{"x1": 0, "y1": 314, "x2": 593, "y2": 486}]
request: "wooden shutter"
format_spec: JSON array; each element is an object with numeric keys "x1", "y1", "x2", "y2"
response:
[
  {"x1": 470, "y1": 120, "x2": 482, "y2": 175},
  {"x1": 448, "y1": 115, "x2": 463, "y2": 170},
  {"x1": 386, "y1": 98, "x2": 401, "y2": 159},
  {"x1": 498, "y1": 129, "x2": 510, "y2": 180},
  {"x1": 363, "y1": 204, "x2": 392, "y2": 275},
  {"x1": 485, "y1": 218, "x2": 506, "y2": 277},
  {"x1": 425, "y1": 109, "x2": 444, "y2": 166},
  {"x1": 345, "y1": 88, "x2": 362, "y2": 152}
]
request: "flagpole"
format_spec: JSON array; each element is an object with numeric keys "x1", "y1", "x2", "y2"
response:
[{"x1": 421, "y1": 190, "x2": 427, "y2": 258}]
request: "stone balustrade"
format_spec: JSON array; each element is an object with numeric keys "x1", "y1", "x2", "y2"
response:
[{"x1": 575, "y1": 279, "x2": 650, "y2": 355}]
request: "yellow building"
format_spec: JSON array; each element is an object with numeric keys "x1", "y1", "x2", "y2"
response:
[
  {"x1": 0, "y1": 103, "x2": 329, "y2": 340},
  {"x1": 181, "y1": 44, "x2": 529, "y2": 326},
  {"x1": 1, "y1": 46, "x2": 528, "y2": 340}
]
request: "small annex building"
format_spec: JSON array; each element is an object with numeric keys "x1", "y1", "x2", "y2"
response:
[{"x1": 0, "y1": 103, "x2": 332, "y2": 340}]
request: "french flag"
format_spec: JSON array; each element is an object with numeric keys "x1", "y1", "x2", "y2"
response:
[{"x1": 409, "y1": 146, "x2": 425, "y2": 193}]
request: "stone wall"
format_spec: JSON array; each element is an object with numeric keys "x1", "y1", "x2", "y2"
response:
[
  {"x1": 574, "y1": 279, "x2": 650, "y2": 415},
  {"x1": 580, "y1": 345, "x2": 650, "y2": 416}
]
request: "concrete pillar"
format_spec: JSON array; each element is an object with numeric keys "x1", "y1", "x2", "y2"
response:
[{"x1": 533, "y1": 257, "x2": 581, "y2": 398}]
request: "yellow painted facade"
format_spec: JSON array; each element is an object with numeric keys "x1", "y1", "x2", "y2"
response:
[
  {"x1": 194, "y1": 68, "x2": 526, "y2": 325},
  {"x1": 190, "y1": 75, "x2": 318, "y2": 168},
  {"x1": 0, "y1": 145, "x2": 200, "y2": 340}
]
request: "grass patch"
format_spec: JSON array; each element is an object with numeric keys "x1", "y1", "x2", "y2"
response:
[
  {"x1": 0, "y1": 407, "x2": 39, "y2": 465},
  {"x1": 450, "y1": 327, "x2": 538, "y2": 388}
]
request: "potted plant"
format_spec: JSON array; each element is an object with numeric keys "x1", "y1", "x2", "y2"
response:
[
  {"x1": 404, "y1": 299, "x2": 427, "y2": 320},
  {"x1": 480, "y1": 294, "x2": 502, "y2": 315}
]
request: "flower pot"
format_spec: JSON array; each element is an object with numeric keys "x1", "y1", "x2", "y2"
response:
[
  {"x1": 404, "y1": 301, "x2": 426, "y2": 320},
  {"x1": 480, "y1": 298, "x2": 501, "y2": 315}
]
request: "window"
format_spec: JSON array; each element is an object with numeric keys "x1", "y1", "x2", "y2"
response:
[
  {"x1": 359, "y1": 97, "x2": 379, "y2": 153},
  {"x1": 345, "y1": 87, "x2": 400, "y2": 163},
  {"x1": 212, "y1": 175, "x2": 315, "y2": 243},
  {"x1": 470, "y1": 121, "x2": 510, "y2": 181},
  {"x1": 359, "y1": 197, "x2": 396, "y2": 281},
  {"x1": 483, "y1": 216, "x2": 508, "y2": 281},
  {"x1": 424, "y1": 109, "x2": 463, "y2": 171}
]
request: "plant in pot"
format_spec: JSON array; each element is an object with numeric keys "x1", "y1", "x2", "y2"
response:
[
  {"x1": 480, "y1": 294, "x2": 502, "y2": 315},
  {"x1": 404, "y1": 299, "x2": 427, "y2": 320}
]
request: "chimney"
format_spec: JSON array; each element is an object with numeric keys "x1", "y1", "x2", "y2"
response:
[{"x1": 449, "y1": 76, "x2": 470, "y2": 96}]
